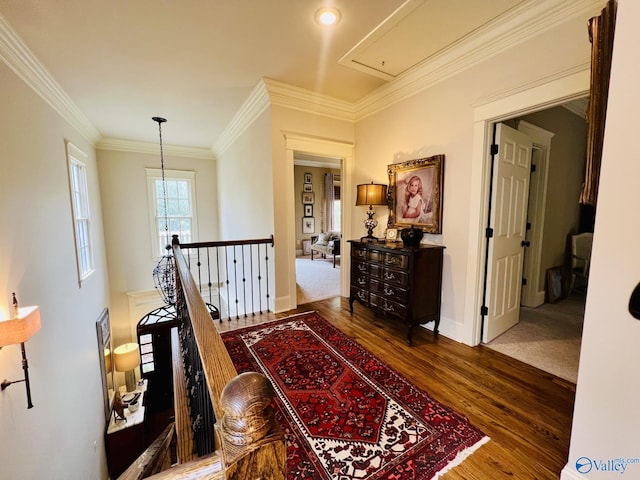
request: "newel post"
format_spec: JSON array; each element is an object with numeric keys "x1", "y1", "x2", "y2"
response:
[{"x1": 218, "y1": 372, "x2": 286, "y2": 480}]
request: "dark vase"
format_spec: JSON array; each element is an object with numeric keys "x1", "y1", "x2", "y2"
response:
[{"x1": 400, "y1": 225, "x2": 423, "y2": 247}]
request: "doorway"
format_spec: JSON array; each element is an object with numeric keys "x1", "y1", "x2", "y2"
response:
[
  {"x1": 294, "y1": 154, "x2": 343, "y2": 304},
  {"x1": 481, "y1": 101, "x2": 590, "y2": 382}
]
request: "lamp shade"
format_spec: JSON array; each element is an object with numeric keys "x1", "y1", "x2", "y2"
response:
[
  {"x1": 113, "y1": 343, "x2": 140, "y2": 372},
  {"x1": 0, "y1": 306, "x2": 41, "y2": 347},
  {"x1": 356, "y1": 183, "x2": 388, "y2": 206}
]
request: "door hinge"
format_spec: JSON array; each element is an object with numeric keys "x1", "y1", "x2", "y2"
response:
[
  {"x1": 491, "y1": 144, "x2": 499, "y2": 155},
  {"x1": 531, "y1": 163, "x2": 537, "y2": 173},
  {"x1": 480, "y1": 305, "x2": 489, "y2": 316},
  {"x1": 526, "y1": 222, "x2": 532, "y2": 230},
  {"x1": 522, "y1": 277, "x2": 527, "y2": 286},
  {"x1": 485, "y1": 227, "x2": 494, "y2": 238}
]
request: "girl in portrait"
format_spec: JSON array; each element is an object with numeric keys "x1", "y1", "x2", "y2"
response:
[{"x1": 400, "y1": 174, "x2": 433, "y2": 223}]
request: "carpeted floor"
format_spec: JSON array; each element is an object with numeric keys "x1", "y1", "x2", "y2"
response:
[
  {"x1": 485, "y1": 293, "x2": 585, "y2": 383},
  {"x1": 296, "y1": 255, "x2": 340, "y2": 304},
  {"x1": 222, "y1": 311, "x2": 488, "y2": 480}
]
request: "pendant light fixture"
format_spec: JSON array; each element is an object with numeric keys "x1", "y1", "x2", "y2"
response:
[{"x1": 151, "y1": 116, "x2": 176, "y2": 305}]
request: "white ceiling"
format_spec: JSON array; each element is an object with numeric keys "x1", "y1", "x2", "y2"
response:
[{"x1": 0, "y1": 0, "x2": 597, "y2": 150}]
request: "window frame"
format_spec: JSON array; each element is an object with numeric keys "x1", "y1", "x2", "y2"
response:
[
  {"x1": 146, "y1": 168, "x2": 198, "y2": 258},
  {"x1": 66, "y1": 142, "x2": 95, "y2": 286}
]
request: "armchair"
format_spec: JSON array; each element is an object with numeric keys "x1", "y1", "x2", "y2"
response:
[{"x1": 310, "y1": 231, "x2": 341, "y2": 268}]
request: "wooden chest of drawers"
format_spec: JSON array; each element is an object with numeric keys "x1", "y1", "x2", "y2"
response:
[{"x1": 348, "y1": 240, "x2": 445, "y2": 345}]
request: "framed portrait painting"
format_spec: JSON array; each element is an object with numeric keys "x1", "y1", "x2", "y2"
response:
[{"x1": 387, "y1": 154, "x2": 444, "y2": 234}]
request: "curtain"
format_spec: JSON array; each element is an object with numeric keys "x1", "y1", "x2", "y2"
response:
[
  {"x1": 579, "y1": 0, "x2": 617, "y2": 206},
  {"x1": 324, "y1": 173, "x2": 335, "y2": 232}
]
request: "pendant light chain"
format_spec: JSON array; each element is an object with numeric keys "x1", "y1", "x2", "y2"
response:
[
  {"x1": 153, "y1": 116, "x2": 170, "y2": 250},
  {"x1": 152, "y1": 116, "x2": 175, "y2": 305}
]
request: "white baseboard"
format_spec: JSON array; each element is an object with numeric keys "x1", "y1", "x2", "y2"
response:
[{"x1": 560, "y1": 464, "x2": 582, "y2": 480}]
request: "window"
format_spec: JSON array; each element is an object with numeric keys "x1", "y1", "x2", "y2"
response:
[
  {"x1": 139, "y1": 333, "x2": 154, "y2": 374},
  {"x1": 66, "y1": 142, "x2": 95, "y2": 285},
  {"x1": 332, "y1": 182, "x2": 341, "y2": 231},
  {"x1": 146, "y1": 169, "x2": 197, "y2": 256}
]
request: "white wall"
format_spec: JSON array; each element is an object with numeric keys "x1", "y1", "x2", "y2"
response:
[
  {"x1": 271, "y1": 105, "x2": 355, "y2": 310},
  {"x1": 216, "y1": 109, "x2": 274, "y2": 240},
  {"x1": 0, "y1": 62, "x2": 110, "y2": 479},
  {"x1": 354, "y1": 12, "x2": 597, "y2": 344},
  {"x1": 97, "y1": 148, "x2": 219, "y2": 346},
  {"x1": 563, "y1": 0, "x2": 640, "y2": 477}
]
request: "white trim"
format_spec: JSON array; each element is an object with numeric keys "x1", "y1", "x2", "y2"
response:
[
  {"x1": 560, "y1": 465, "x2": 584, "y2": 480},
  {"x1": 283, "y1": 133, "x2": 354, "y2": 310},
  {"x1": 343, "y1": 0, "x2": 601, "y2": 85},
  {"x1": 0, "y1": 14, "x2": 101, "y2": 143},
  {"x1": 97, "y1": 138, "x2": 215, "y2": 160},
  {"x1": 65, "y1": 141, "x2": 96, "y2": 286},
  {"x1": 518, "y1": 121, "x2": 555, "y2": 308},
  {"x1": 463, "y1": 70, "x2": 590, "y2": 347},
  {"x1": 213, "y1": 79, "x2": 271, "y2": 156}
]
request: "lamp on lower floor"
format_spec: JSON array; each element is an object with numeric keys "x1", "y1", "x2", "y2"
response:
[
  {"x1": 0, "y1": 305, "x2": 41, "y2": 409},
  {"x1": 355, "y1": 182, "x2": 388, "y2": 241},
  {"x1": 114, "y1": 342, "x2": 140, "y2": 393}
]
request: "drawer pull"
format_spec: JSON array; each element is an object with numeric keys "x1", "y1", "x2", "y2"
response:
[
  {"x1": 385, "y1": 256, "x2": 401, "y2": 266},
  {"x1": 384, "y1": 272, "x2": 396, "y2": 281},
  {"x1": 358, "y1": 278, "x2": 366, "y2": 285},
  {"x1": 383, "y1": 286, "x2": 395, "y2": 296},
  {"x1": 358, "y1": 264, "x2": 367, "y2": 272},
  {"x1": 383, "y1": 301, "x2": 395, "y2": 312},
  {"x1": 357, "y1": 291, "x2": 367, "y2": 301}
]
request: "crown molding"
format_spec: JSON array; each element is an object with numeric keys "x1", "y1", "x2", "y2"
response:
[
  {"x1": 97, "y1": 137, "x2": 215, "y2": 160},
  {"x1": 263, "y1": 78, "x2": 356, "y2": 123},
  {"x1": 212, "y1": 79, "x2": 271, "y2": 156},
  {"x1": 0, "y1": 13, "x2": 101, "y2": 144},
  {"x1": 354, "y1": 0, "x2": 604, "y2": 121},
  {"x1": 213, "y1": 78, "x2": 356, "y2": 157}
]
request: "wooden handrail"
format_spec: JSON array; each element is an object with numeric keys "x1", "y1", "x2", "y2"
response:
[
  {"x1": 117, "y1": 423, "x2": 175, "y2": 480},
  {"x1": 177, "y1": 235, "x2": 274, "y2": 249},
  {"x1": 174, "y1": 241, "x2": 238, "y2": 420},
  {"x1": 170, "y1": 236, "x2": 286, "y2": 479}
]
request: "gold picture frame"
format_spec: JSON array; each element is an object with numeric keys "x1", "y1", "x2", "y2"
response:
[{"x1": 387, "y1": 154, "x2": 444, "y2": 234}]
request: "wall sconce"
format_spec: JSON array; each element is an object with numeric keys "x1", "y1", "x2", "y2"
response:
[
  {"x1": 0, "y1": 305, "x2": 41, "y2": 409},
  {"x1": 355, "y1": 182, "x2": 388, "y2": 242},
  {"x1": 114, "y1": 343, "x2": 140, "y2": 393}
]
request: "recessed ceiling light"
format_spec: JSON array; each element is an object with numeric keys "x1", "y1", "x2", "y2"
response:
[{"x1": 315, "y1": 7, "x2": 341, "y2": 26}]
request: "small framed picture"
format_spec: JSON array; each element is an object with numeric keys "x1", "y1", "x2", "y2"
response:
[
  {"x1": 302, "y1": 217, "x2": 315, "y2": 234},
  {"x1": 386, "y1": 228, "x2": 398, "y2": 242},
  {"x1": 302, "y1": 192, "x2": 315, "y2": 204},
  {"x1": 304, "y1": 173, "x2": 312, "y2": 184},
  {"x1": 304, "y1": 204, "x2": 313, "y2": 217},
  {"x1": 303, "y1": 183, "x2": 313, "y2": 192}
]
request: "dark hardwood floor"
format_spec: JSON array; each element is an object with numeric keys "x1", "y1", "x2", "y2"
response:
[{"x1": 216, "y1": 296, "x2": 576, "y2": 480}]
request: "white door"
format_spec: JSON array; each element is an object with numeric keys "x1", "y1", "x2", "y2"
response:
[{"x1": 483, "y1": 123, "x2": 533, "y2": 342}]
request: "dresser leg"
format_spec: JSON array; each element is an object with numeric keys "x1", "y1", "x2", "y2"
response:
[
  {"x1": 406, "y1": 326, "x2": 413, "y2": 346},
  {"x1": 349, "y1": 297, "x2": 354, "y2": 314},
  {"x1": 434, "y1": 319, "x2": 440, "y2": 337}
]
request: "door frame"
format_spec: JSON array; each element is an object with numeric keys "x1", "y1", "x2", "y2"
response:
[
  {"x1": 518, "y1": 121, "x2": 556, "y2": 308},
  {"x1": 464, "y1": 69, "x2": 590, "y2": 346},
  {"x1": 284, "y1": 133, "x2": 354, "y2": 310}
]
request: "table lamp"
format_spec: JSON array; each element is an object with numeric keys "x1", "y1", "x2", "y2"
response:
[
  {"x1": 355, "y1": 182, "x2": 388, "y2": 241},
  {"x1": 114, "y1": 342, "x2": 140, "y2": 393}
]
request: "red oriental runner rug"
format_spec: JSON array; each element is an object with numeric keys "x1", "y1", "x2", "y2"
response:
[{"x1": 221, "y1": 312, "x2": 489, "y2": 479}]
